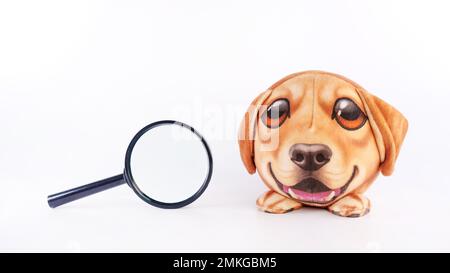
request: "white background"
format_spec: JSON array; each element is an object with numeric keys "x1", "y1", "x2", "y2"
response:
[{"x1": 1, "y1": 0, "x2": 450, "y2": 252}]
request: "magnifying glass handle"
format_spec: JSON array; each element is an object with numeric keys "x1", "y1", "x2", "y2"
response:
[{"x1": 47, "y1": 174, "x2": 126, "y2": 208}]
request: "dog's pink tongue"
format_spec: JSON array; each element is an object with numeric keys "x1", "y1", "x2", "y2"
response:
[
  {"x1": 293, "y1": 189, "x2": 329, "y2": 199},
  {"x1": 288, "y1": 187, "x2": 340, "y2": 202}
]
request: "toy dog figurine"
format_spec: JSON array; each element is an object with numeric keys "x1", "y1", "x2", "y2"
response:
[{"x1": 238, "y1": 71, "x2": 408, "y2": 217}]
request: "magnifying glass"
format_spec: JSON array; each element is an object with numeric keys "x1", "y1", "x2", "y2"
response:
[{"x1": 47, "y1": 120, "x2": 213, "y2": 209}]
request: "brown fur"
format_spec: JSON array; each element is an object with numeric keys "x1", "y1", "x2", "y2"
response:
[{"x1": 239, "y1": 71, "x2": 408, "y2": 217}]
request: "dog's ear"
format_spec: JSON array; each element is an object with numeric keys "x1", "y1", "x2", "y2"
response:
[
  {"x1": 356, "y1": 89, "x2": 408, "y2": 176},
  {"x1": 238, "y1": 90, "x2": 272, "y2": 174}
]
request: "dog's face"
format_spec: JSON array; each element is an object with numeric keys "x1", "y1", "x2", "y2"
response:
[
  {"x1": 254, "y1": 74, "x2": 380, "y2": 207},
  {"x1": 239, "y1": 71, "x2": 408, "y2": 207}
]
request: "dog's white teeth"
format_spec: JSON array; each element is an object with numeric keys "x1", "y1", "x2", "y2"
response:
[
  {"x1": 288, "y1": 188, "x2": 298, "y2": 199},
  {"x1": 325, "y1": 191, "x2": 335, "y2": 202}
]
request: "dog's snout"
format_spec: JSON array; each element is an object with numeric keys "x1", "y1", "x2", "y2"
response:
[{"x1": 289, "y1": 144, "x2": 332, "y2": 171}]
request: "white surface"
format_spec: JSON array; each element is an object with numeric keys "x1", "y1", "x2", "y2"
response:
[{"x1": 1, "y1": 0, "x2": 450, "y2": 252}]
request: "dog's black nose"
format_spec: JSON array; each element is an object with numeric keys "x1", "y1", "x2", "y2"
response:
[{"x1": 289, "y1": 143, "x2": 332, "y2": 171}]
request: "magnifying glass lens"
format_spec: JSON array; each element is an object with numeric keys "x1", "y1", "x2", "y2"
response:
[{"x1": 128, "y1": 123, "x2": 210, "y2": 204}]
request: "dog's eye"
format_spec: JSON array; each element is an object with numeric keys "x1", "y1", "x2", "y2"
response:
[
  {"x1": 261, "y1": 99, "x2": 290, "y2": 129},
  {"x1": 332, "y1": 98, "x2": 367, "y2": 130}
]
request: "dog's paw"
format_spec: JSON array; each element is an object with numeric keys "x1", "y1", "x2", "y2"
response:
[
  {"x1": 328, "y1": 194, "x2": 371, "y2": 217},
  {"x1": 257, "y1": 190, "x2": 302, "y2": 214}
]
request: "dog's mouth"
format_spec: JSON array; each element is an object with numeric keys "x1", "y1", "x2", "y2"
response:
[{"x1": 269, "y1": 163, "x2": 358, "y2": 205}]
